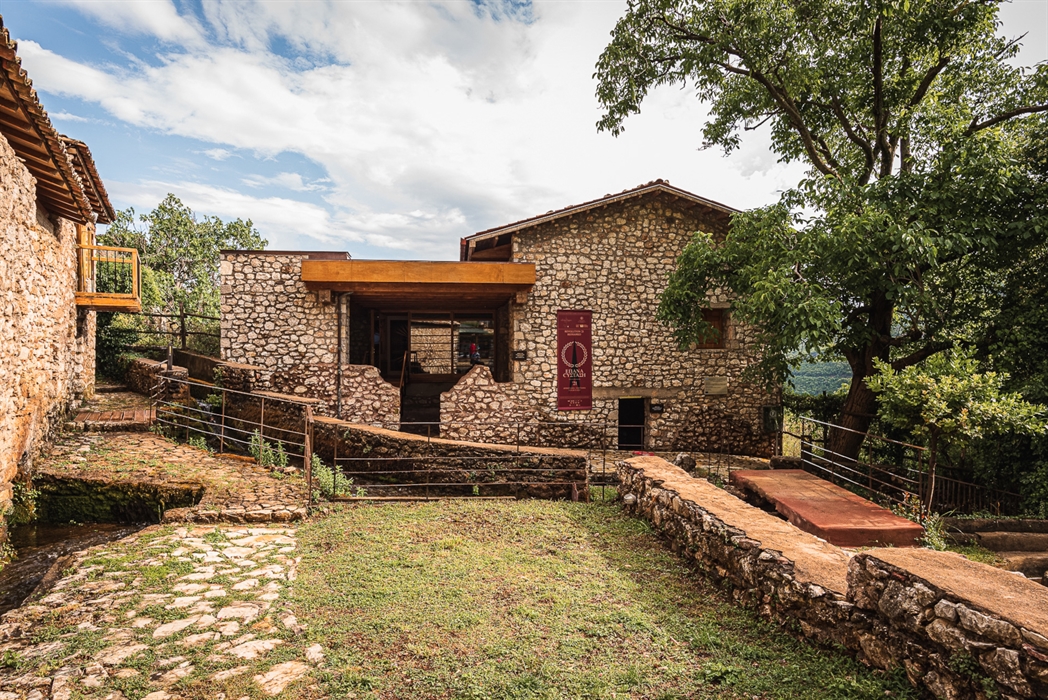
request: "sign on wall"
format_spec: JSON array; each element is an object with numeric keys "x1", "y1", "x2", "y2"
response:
[{"x1": 557, "y1": 310, "x2": 592, "y2": 411}]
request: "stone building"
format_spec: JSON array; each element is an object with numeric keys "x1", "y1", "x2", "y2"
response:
[
  {"x1": 0, "y1": 18, "x2": 132, "y2": 531},
  {"x1": 220, "y1": 181, "x2": 780, "y2": 456}
]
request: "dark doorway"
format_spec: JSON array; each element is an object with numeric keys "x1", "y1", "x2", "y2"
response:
[{"x1": 617, "y1": 398, "x2": 646, "y2": 450}]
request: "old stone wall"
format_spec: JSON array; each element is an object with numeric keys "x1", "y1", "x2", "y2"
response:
[
  {"x1": 220, "y1": 253, "x2": 399, "y2": 423},
  {"x1": 311, "y1": 417, "x2": 588, "y2": 500},
  {"x1": 460, "y1": 191, "x2": 778, "y2": 455},
  {"x1": 125, "y1": 358, "x2": 189, "y2": 402},
  {"x1": 441, "y1": 365, "x2": 604, "y2": 448},
  {"x1": 0, "y1": 133, "x2": 95, "y2": 521},
  {"x1": 619, "y1": 455, "x2": 1048, "y2": 699}
]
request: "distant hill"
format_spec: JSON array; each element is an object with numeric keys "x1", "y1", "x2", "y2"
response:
[{"x1": 789, "y1": 361, "x2": 850, "y2": 395}]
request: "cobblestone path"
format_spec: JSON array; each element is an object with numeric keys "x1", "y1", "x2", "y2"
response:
[
  {"x1": 37, "y1": 433, "x2": 307, "y2": 524},
  {"x1": 0, "y1": 525, "x2": 322, "y2": 699}
]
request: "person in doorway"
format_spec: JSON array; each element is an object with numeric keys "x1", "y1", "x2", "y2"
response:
[{"x1": 469, "y1": 341, "x2": 481, "y2": 365}]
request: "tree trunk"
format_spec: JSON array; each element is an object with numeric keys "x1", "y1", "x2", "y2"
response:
[
  {"x1": 826, "y1": 293, "x2": 894, "y2": 461},
  {"x1": 826, "y1": 370, "x2": 879, "y2": 461}
]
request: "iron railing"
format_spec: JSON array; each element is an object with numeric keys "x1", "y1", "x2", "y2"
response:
[{"x1": 788, "y1": 416, "x2": 1023, "y2": 516}]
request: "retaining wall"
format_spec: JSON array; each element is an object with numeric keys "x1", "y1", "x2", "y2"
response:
[{"x1": 618, "y1": 455, "x2": 1048, "y2": 699}]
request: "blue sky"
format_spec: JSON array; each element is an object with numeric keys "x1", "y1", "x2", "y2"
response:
[{"x1": 2, "y1": 0, "x2": 1046, "y2": 259}]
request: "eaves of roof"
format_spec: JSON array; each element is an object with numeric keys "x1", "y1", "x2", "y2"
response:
[
  {"x1": 61, "y1": 137, "x2": 115, "y2": 224},
  {"x1": 463, "y1": 179, "x2": 738, "y2": 246},
  {"x1": 0, "y1": 15, "x2": 96, "y2": 224}
]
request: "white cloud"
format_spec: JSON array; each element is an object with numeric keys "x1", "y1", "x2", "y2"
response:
[
  {"x1": 20, "y1": 1, "x2": 806, "y2": 258},
  {"x1": 51, "y1": 0, "x2": 204, "y2": 46},
  {"x1": 201, "y1": 148, "x2": 233, "y2": 161},
  {"x1": 48, "y1": 110, "x2": 90, "y2": 122},
  {"x1": 242, "y1": 172, "x2": 329, "y2": 192}
]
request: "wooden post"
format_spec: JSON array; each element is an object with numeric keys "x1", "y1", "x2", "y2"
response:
[{"x1": 179, "y1": 302, "x2": 188, "y2": 350}]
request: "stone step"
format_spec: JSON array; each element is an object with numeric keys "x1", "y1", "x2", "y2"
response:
[
  {"x1": 998, "y1": 551, "x2": 1048, "y2": 578},
  {"x1": 95, "y1": 384, "x2": 129, "y2": 394},
  {"x1": 973, "y1": 531, "x2": 1048, "y2": 552}
]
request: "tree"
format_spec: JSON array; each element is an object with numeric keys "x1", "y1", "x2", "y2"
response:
[
  {"x1": 95, "y1": 195, "x2": 266, "y2": 372},
  {"x1": 99, "y1": 194, "x2": 266, "y2": 316},
  {"x1": 867, "y1": 351, "x2": 1046, "y2": 512},
  {"x1": 595, "y1": 0, "x2": 1048, "y2": 458}
]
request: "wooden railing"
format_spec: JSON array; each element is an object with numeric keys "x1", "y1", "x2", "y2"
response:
[{"x1": 75, "y1": 244, "x2": 142, "y2": 313}]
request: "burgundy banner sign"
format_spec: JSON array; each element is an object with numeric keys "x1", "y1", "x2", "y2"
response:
[{"x1": 556, "y1": 310, "x2": 592, "y2": 411}]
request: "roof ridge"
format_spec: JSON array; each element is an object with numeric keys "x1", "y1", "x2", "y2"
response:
[{"x1": 463, "y1": 180, "x2": 737, "y2": 245}]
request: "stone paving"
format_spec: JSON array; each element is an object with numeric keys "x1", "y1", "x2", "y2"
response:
[
  {"x1": 70, "y1": 391, "x2": 155, "y2": 432},
  {"x1": 37, "y1": 432, "x2": 307, "y2": 525},
  {"x1": 0, "y1": 525, "x2": 322, "y2": 699}
]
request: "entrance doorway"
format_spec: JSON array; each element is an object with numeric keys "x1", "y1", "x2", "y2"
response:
[{"x1": 617, "y1": 398, "x2": 645, "y2": 450}]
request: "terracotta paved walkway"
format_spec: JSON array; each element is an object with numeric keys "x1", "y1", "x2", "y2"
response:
[{"x1": 730, "y1": 469, "x2": 925, "y2": 548}]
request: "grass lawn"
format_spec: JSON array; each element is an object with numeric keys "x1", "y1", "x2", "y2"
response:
[{"x1": 290, "y1": 497, "x2": 917, "y2": 699}]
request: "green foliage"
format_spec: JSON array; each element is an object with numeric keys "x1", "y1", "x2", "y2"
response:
[
  {"x1": 311, "y1": 453, "x2": 355, "y2": 499},
  {"x1": 186, "y1": 436, "x2": 214, "y2": 455},
  {"x1": 867, "y1": 351, "x2": 1047, "y2": 446},
  {"x1": 783, "y1": 388, "x2": 847, "y2": 424},
  {"x1": 95, "y1": 194, "x2": 266, "y2": 367},
  {"x1": 596, "y1": 0, "x2": 1048, "y2": 441},
  {"x1": 789, "y1": 361, "x2": 851, "y2": 395},
  {"x1": 100, "y1": 194, "x2": 266, "y2": 316},
  {"x1": 9, "y1": 482, "x2": 39, "y2": 526},
  {"x1": 249, "y1": 431, "x2": 288, "y2": 470}
]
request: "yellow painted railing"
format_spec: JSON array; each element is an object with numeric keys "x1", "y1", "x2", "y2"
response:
[{"x1": 75, "y1": 244, "x2": 142, "y2": 313}]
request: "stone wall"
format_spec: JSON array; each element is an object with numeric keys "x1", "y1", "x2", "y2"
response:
[
  {"x1": 481, "y1": 191, "x2": 778, "y2": 456},
  {"x1": 311, "y1": 417, "x2": 588, "y2": 500},
  {"x1": 125, "y1": 358, "x2": 189, "y2": 402},
  {"x1": 0, "y1": 133, "x2": 95, "y2": 522},
  {"x1": 619, "y1": 455, "x2": 1048, "y2": 699},
  {"x1": 441, "y1": 365, "x2": 604, "y2": 448},
  {"x1": 220, "y1": 252, "x2": 398, "y2": 423}
]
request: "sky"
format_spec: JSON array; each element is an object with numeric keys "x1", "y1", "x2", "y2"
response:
[{"x1": 1, "y1": 0, "x2": 1045, "y2": 260}]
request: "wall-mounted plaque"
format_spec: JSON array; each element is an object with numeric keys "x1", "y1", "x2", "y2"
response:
[
  {"x1": 703, "y1": 376, "x2": 729, "y2": 395},
  {"x1": 512, "y1": 350, "x2": 528, "y2": 361},
  {"x1": 649, "y1": 403, "x2": 665, "y2": 414}
]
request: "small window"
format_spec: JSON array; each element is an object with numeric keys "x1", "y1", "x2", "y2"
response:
[{"x1": 696, "y1": 309, "x2": 727, "y2": 349}]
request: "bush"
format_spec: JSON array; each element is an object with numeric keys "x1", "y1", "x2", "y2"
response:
[{"x1": 249, "y1": 431, "x2": 288, "y2": 469}]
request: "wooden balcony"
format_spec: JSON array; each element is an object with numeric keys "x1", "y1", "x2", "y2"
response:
[{"x1": 75, "y1": 244, "x2": 142, "y2": 313}]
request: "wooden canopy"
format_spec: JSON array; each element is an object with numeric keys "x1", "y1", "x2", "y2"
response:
[{"x1": 301, "y1": 260, "x2": 535, "y2": 311}]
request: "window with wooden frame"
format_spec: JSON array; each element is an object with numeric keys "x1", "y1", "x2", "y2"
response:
[{"x1": 695, "y1": 309, "x2": 727, "y2": 349}]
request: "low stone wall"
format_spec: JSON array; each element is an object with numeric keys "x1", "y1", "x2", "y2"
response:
[
  {"x1": 618, "y1": 456, "x2": 1048, "y2": 699},
  {"x1": 125, "y1": 358, "x2": 189, "y2": 402},
  {"x1": 440, "y1": 366, "x2": 606, "y2": 449},
  {"x1": 312, "y1": 416, "x2": 588, "y2": 500},
  {"x1": 339, "y1": 365, "x2": 399, "y2": 425}
]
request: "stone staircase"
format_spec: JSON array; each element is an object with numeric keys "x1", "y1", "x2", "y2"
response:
[{"x1": 946, "y1": 518, "x2": 1048, "y2": 584}]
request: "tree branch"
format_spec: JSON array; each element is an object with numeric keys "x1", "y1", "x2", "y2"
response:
[
  {"x1": 967, "y1": 104, "x2": 1048, "y2": 133},
  {"x1": 910, "y1": 56, "x2": 950, "y2": 107},
  {"x1": 890, "y1": 341, "x2": 953, "y2": 371},
  {"x1": 831, "y1": 97, "x2": 875, "y2": 183},
  {"x1": 872, "y1": 17, "x2": 894, "y2": 178}
]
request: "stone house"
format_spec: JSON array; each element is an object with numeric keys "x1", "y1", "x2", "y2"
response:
[
  {"x1": 0, "y1": 18, "x2": 134, "y2": 531},
  {"x1": 220, "y1": 181, "x2": 780, "y2": 456}
]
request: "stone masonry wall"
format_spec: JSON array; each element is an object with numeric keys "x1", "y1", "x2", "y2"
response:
[
  {"x1": 458, "y1": 191, "x2": 778, "y2": 455},
  {"x1": 220, "y1": 252, "x2": 399, "y2": 424},
  {"x1": 0, "y1": 133, "x2": 95, "y2": 523},
  {"x1": 619, "y1": 455, "x2": 1048, "y2": 699},
  {"x1": 441, "y1": 365, "x2": 604, "y2": 448}
]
